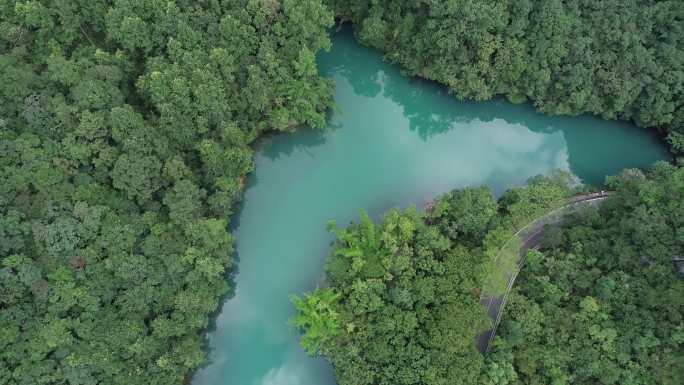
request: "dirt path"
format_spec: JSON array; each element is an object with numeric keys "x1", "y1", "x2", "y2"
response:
[{"x1": 475, "y1": 192, "x2": 611, "y2": 353}]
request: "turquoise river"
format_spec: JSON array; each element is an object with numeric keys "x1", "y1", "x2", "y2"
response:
[{"x1": 192, "y1": 29, "x2": 668, "y2": 385}]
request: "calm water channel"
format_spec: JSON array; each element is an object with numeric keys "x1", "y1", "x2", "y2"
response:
[{"x1": 192, "y1": 28, "x2": 668, "y2": 385}]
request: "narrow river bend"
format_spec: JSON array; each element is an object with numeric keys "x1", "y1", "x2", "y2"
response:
[{"x1": 192, "y1": 28, "x2": 668, "y2": 385}]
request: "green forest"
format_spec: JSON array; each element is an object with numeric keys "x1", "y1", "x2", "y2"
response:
[
  {"x1": 292, "y1": 164, "x2": 684, "y2": 385},
  {"x1": 1, "y1": 0, "x2": 683, "y2": 385},
  {"x1": 1, "y1": 1, "x2": 334, "y2": 384},
  {"x1": 485, "y1": 163, "x2": 684, "y2": 384}
]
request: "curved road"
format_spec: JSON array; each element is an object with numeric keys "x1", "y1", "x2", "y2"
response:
[{"x1": 475, "y1": 192, "x2": 611, "y2": 353}]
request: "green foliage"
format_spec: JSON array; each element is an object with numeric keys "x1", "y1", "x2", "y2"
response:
[
  {"x1": 0, "y1": 0, "x2": 334, "y2": 384},
  {"x1": 499, "y1": 171, "x2": 574, "y2": 229},
  {"x1": 290, "y1": 288, "x2": 341, "y2": 355},
  {"x1": 329, "y1": 0, "x2": 684, "y2": 154},
  {"x1": 294, "y1": 168, "x2": 683, "y2": 384},
  {"x1": 427, "y1": 186, "x2": 497, "y2": 244},
  {"x1": 487, "y1": 162, "x2": 684, "y2": 384},
  {"x1": 299, "y1": 205, "x2": 492, "y2": 384},
  {"x1": 482, "y1": 172, "x2": 573, "y2": 295},
  {"x1": 294, "y1": 182, "x2": 572, "y2": 385},
  {"x1": 481, "y1": 237, "x2": 521, "y2": 296}
]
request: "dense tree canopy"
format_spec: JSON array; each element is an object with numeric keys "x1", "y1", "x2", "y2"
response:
[
  {"x1": 291, "y1": 175, "x2": 575, "y2": 385},
  {"x1": 293, "y1": 165, "x2": 683, "y2": 385},
  {"x1": 484, "y1": 162, "x2": 684, "y2": 385},
  {"x1": 327, "y1": 0, "x2": 684, "y2": 154},
  {"x1": 0, "y1": 1, "x2": 333, "y2": 384},
  {"x1": 295, "y1": 206, "x2": 492, "y2": 385}
]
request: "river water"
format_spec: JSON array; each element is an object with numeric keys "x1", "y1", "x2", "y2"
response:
[{"x1": 192, "y1": 28, "x2": 668, "y2": 385}]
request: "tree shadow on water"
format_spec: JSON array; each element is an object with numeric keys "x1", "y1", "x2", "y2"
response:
[
  {"x1": 195, "y1": 166, "x2": 262, "y2": 374},
  {"x1": 324, "y1": 26, "x2": 556, "y2": 139},
  {"x1": 255, "y1": 110, "x2": 345, "y2": 163},
  {"x1": 321, "y1": 24, "x2": 667, "y2": 188},
  {"x1": 373, "y1": 58, "x2": 668, "y2": 184},
  {"x1": 318, "y1": 25, "x2": 383, "y2": 99},
  {"x1": 379, "y1": 69, "x2": 558, "y2": 140}
]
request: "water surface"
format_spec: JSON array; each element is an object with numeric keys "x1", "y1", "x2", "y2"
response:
[{"x1": 193, "y1": 28, "x2": 668, "y2": 385}]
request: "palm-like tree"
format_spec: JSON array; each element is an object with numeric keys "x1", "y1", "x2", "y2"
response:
[
  {"x1": 329, "y1": 210, "x2": 385, "y2": 276},
  {"x1": 290, "y1": 288, "x2": 341, "y2": 355}
]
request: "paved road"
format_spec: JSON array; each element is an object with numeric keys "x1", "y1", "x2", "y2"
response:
[{"x1": 475, "y1": 192, "x2": 611, "y2": 353}]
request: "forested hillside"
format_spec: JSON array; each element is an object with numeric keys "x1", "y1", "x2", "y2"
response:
[
  {"x1": 327, "y1": 0, "x2": 684, "y2": 153},
  {"x1": 484, "y1": 162, "x2": 684, "y2": 385},
  {"x1": 291, "y1": 174, "x2": 576, "y2": 385},
  {"x1": 292, "y1": 164, "x2": 684, "y2": 385},
  {"x1": 0, "y1": 1, "x2": 333, "y2": 384}
]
